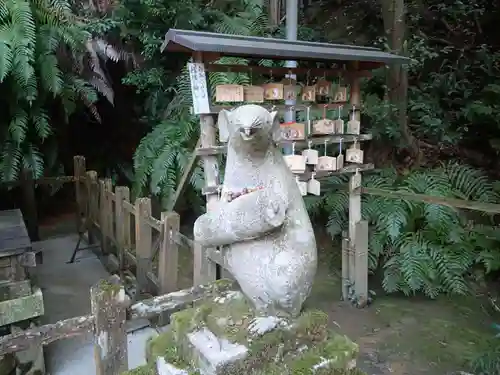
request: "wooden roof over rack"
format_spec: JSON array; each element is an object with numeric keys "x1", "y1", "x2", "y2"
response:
[{"x1": 161, "y1": 29, "x2": 410, "y2": 70}]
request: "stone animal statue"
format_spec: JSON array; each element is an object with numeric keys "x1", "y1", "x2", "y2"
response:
[{"x1": 193, "y1": 104, "x2": 317, "y2": 318}]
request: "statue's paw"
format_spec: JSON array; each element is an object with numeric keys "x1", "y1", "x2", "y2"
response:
[
  {"x1": 264, "y1": 201, "x2": 285, "y2": 228},
  {"x1": 248, "y1": 316, "x2": 282, "y2": 336}
]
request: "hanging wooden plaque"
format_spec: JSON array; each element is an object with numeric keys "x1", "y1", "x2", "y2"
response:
[
  {"x1": 316, "y1": 80, "x2": 331, "y2": 96},
  {"x1": 280, "y1": 122, "x2": 306, "y2": 140},
  {"x1": 262, "y1": 83, "x2": 284, "y2": 100},
  {"x1": 333, "y1": 86, "x2": 348, "y2": 102},
  {"x1": 301, "y1": 86, "x2": 316, "y2": 102},
  {"x1": 215, "y1": 85, "x2": 244, "y2": 102},
  {"x1": 285, "y1": 155, "x2": 306, "y2": 174},
  {"x1": 346, "y1": 119, "x2": 361, "y2": 135},
  {"x1": 312, "y1": 119, "x2": 335, "y2": 135},
  {"x1": 346, "y1": 144, "x2": 364, "y2": 164},
  {"x1": 244, "y1": 86, "x2": 264, "y2": 103},
  {"x1": 284, "y1": 85, "x2": 299, "y2": 101}
]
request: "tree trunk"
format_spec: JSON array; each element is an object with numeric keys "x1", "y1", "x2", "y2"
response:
[
  {"x1": 380, "y1": 0, "x2": 418, "y2": 163},
  {"x1": 268, "y1": 0, "x2": 281, "y2": 27}
]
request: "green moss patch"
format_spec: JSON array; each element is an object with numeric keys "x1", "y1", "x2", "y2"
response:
[
  {"x1": 120, "y1": 364, "x2": 155, "y2": 375},
  {"x1": 153, "y1": 289, "x2": 360, "y2": 375}
]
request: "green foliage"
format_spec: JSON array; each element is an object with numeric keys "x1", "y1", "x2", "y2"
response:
[
  {"x1": 0, "y1": 0, "x2": 123, "y2": 182},
  {"x1": 469, "y1": 323, "x2": 500, "y2": 374},
  {"x1": 306, "y1": 164, "x2": 500, "y2": 298},
  {"x1": 122, "y1": 0, "x2": 278, "y2": 207},
  {"x1": 0, "y1": 0, "x2": 130, "y2": 182}
]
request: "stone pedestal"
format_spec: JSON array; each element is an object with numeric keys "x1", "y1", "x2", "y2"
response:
[{"x1": 125, "y1": 287, "x2": 364, "y2": 375}]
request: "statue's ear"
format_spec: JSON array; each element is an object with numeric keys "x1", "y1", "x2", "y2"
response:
[
  {"x1": 217, "y1": 109, "x2": 232, "y2": 143},
  {"x1": 270, "y1": 110, "x2": 281, "y2": 142}
]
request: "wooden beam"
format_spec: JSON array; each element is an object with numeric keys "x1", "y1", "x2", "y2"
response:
[
  {"x1": 0, "y1": 315, "x2": 94, "y2": 355},
  {"x1": 128, "y1": 280, "x2": 236, "y2": 320},
  {"x1": 193, "y1": 53, "x2": 218, "y2": 285},
  {"x1": 205, "y1": 64, "x2": 372, "y2": 78},
  {"x1": 197, "y1": 135, "x2": 373, "y2": 156},
  {"x1": 210, "y1": 102, "x2": 355, "y2": 113},
  {"x1": 362, "y1": 187, "x2": 500, "y2": 214},
  {"x1": 168, "y1": 138, "x2": 201, "y2": 211}
]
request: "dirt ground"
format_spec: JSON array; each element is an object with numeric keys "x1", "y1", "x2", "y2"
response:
[
  {"x1": 309, "y1": 231, "x2": 497, "y2": 375},
  {"x1": 39, "y1": 217, "x2": 497, "y2": 375}
]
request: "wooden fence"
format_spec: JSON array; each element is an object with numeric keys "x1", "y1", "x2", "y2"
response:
[{"x1": 73, "y1": 156, "x2": 196, "y2": 296}]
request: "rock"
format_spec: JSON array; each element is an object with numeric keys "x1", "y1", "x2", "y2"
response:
[
  {"x1": 187, "y1": 328, "x2": 248, "y2": 375},
  {"x1": 145, "y1": 287, "x2": 361, "y2": 375}
]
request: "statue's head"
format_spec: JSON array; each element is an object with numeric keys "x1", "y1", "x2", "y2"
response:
[{"x1": 217, "y1": 105, "x2": 280, "y2": 147}]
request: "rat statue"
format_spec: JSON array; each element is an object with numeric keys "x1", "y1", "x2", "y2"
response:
[{"x1": 193, "y1": 104, "x2": 317, "y2": 318}]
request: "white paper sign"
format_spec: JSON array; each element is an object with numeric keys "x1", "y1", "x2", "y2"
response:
[{"x1": 187, "y1": 62, "x2": 210, "y2": 114}]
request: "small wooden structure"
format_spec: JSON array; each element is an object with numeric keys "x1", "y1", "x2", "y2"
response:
[
  {"x1": 160, "y1": 29, "x2": 409, "y2": 306},
  {"x1": 0, "y1": 209, "x2": 43, "y2": 327}
]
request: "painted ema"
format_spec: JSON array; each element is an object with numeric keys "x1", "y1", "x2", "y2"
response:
[{"x1": 193, "y1": 104, "x2": 318, "y2": 318}]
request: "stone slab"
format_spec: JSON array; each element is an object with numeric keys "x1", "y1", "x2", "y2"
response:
[
  {"x1": 187, "y1": 327, "x2": 248, "y2": 375},
  {"x1": 0, "y1": 286, "x2": 44, "y2": 326}
]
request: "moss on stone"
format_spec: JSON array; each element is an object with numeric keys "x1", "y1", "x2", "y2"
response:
[
  {"x1": 146, "y1": 329, "x2": 201, "y2": 375},
  {"x1": 120, "y1": 364, "x2": 155, "y2": 375},
  {"x1": 148, "y1": 287, "x2": 359, "y2": 375},
  {"x1": 98, "y1": 279, "x2": 122, "y2": 296}
]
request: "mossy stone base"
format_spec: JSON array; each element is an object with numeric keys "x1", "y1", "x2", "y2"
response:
[{"x1": 137, "y1": 288, "x2": 364, "y2": 375}]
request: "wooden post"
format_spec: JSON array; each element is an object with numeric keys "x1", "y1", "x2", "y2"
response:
[
  {"x1": 20, "y1": 169, "x2": 39, "y2": 241},
  {"x1": 158, "y1": 212, "x2": 180, "y2": 294},
  {"x1": 90, "y1": 279, "x2": 128, "y2": 374},
  {"x1": 193, "y1": 53, "x2": 218, "y2": 286},
  {"x1": 115, "y1": 187, "x2": 127, "y2": 272},
  {"x1": 99, "y1": 180, "x2": 112, "y2": 254},
  {"x1": 122, "y1": 188, "x2": 131, "y2": 263},
  {"x1": 105, "y1": 179, "x2": 114, "y2": 246},
  {"x1": 348, "y1": 61, "x2": 363, "y2": 303},
  {"x1": 354, "y1": 220, "x2": 369, "y2": 306},
  {"x1": 74, "y1": 156, "x2": 88, "y2": 241},
  {"x1": 135, "y1": 198, "x2": 152, "y2": 293},
  {"x1": 341, "y1": 231, "x2": 349, "y2": 301},
  {"x1": 86, "y1": 171, "x2": 98, "y2": 244}
]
